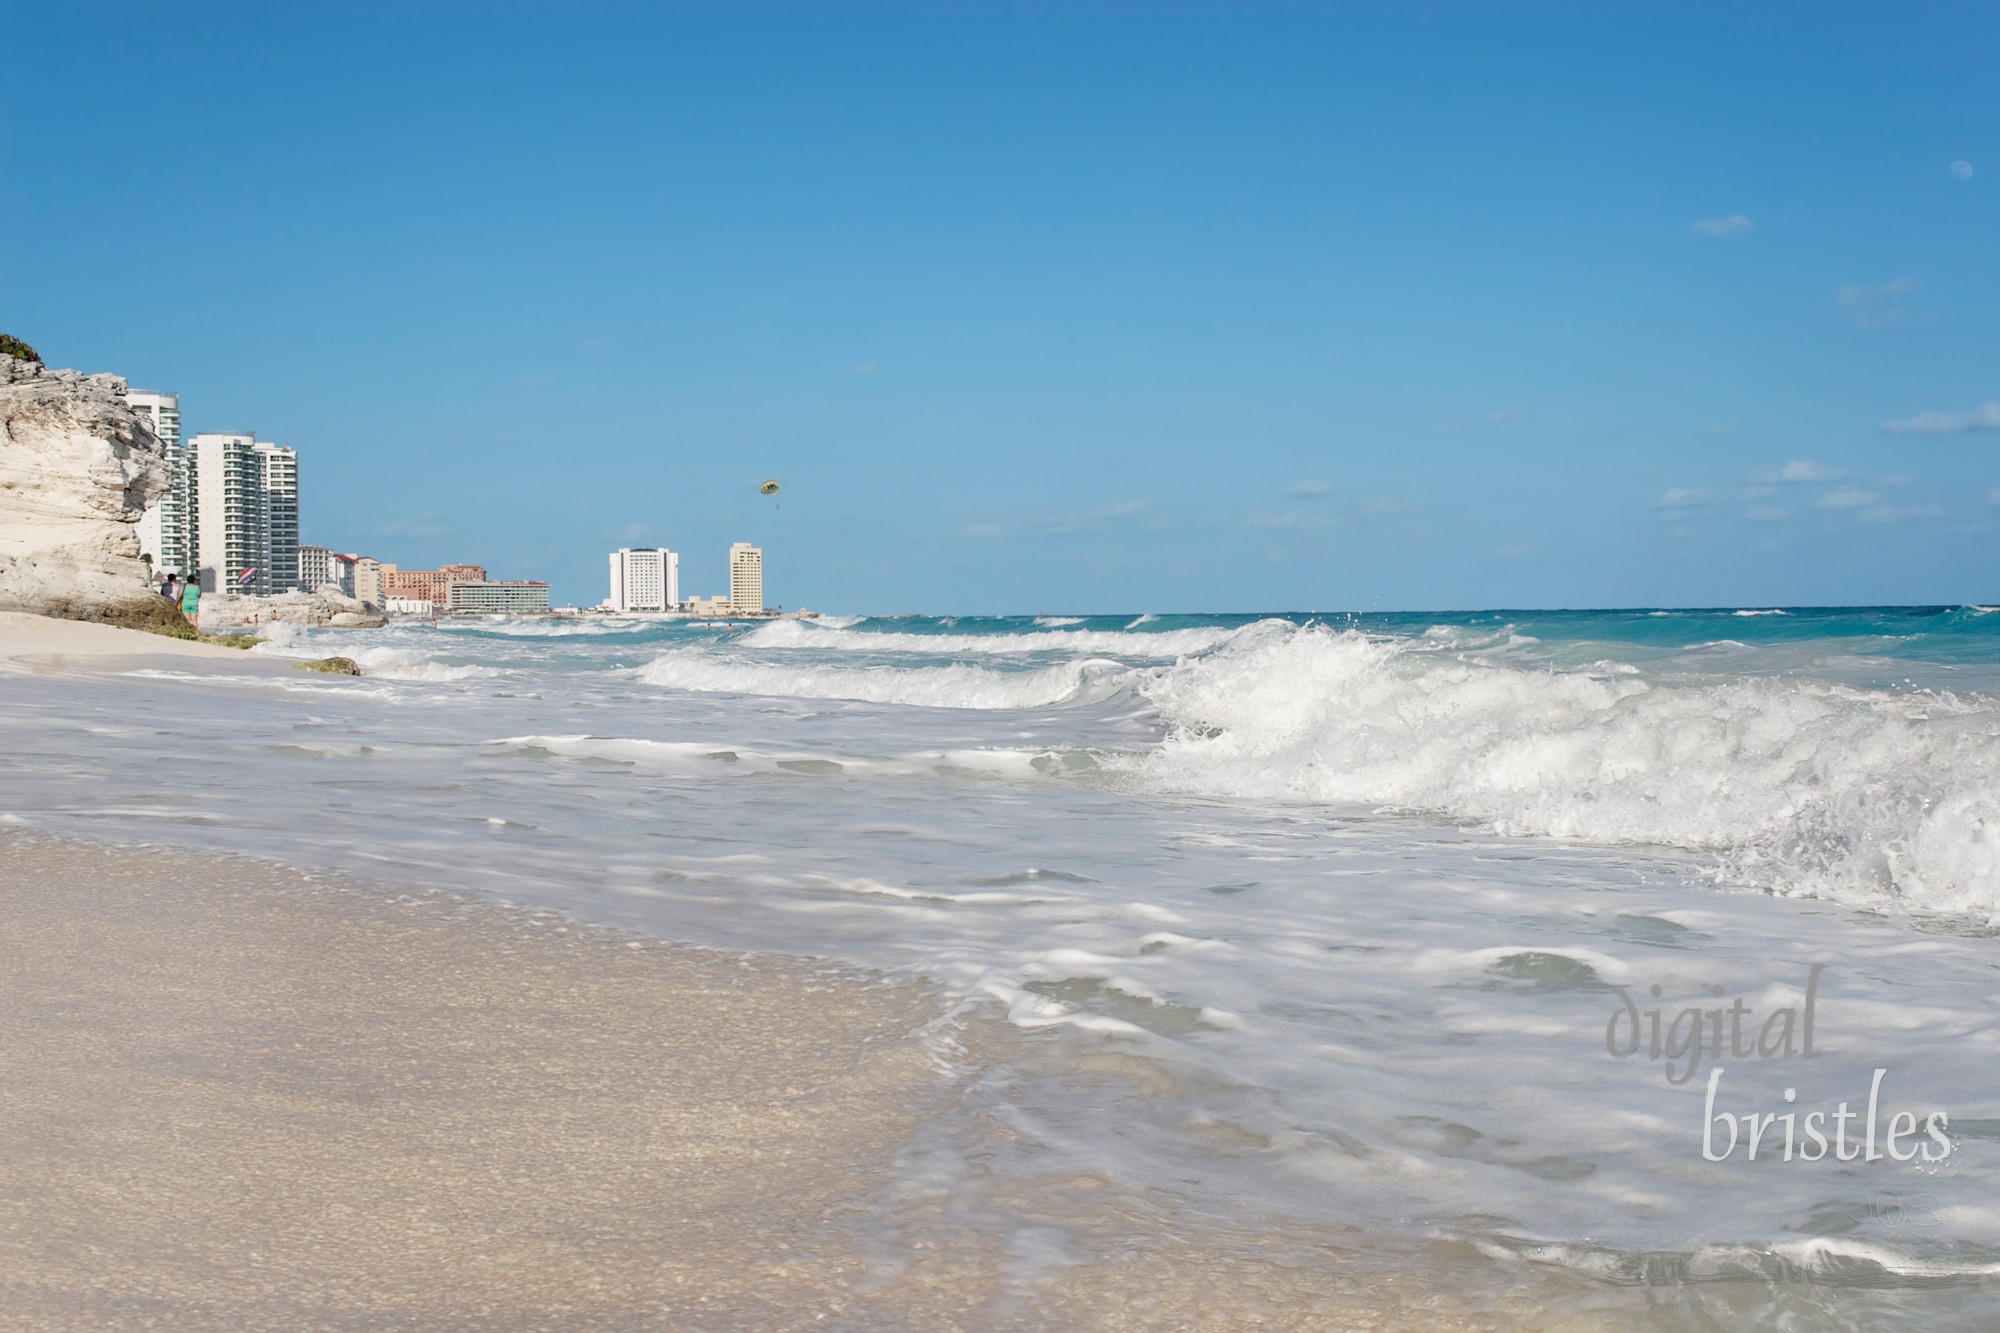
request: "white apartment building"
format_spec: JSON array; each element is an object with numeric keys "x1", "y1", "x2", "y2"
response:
[
  {"x1": 607, "y1": 547, "x2": 680, "y2": 612},
  {"x1": 298, "y1": 544, "x2": 335, "y2": 592},
  {"x1": 257, "y1": 441, "x2": 299, "y2": 595},
  {"x1": 302, "y1": 549, "x2": 372, "y2": 601},
  {"x1": 447, "y1": 581, "x2": 551, "y2": 614},
  {"x1": 728, "y1": 541, "x2": 763, "y2": 613},
  {"x1": 190, "y1": 432, "x2": 300, "y2": 595},
  {"x1": 130, "y1": 390, "x2": 190, "y2": 579}
]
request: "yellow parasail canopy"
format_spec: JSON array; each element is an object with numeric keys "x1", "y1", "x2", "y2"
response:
[{"x1": 759, "y1": 480, "x2": 780, "y2": 496}]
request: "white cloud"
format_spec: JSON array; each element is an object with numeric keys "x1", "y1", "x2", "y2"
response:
[
  {"x1": 1025, "y1": 501, "x2": 1152, "y2": 537},
  {"x1": 1246, "y1": 508, "x2": 1330, "y2": 531},
  {"x1": 1656, "y1": 487, "x2": 1712, "y2": 509},
  {"x1": 1691, "y1": 215, "x2": 1754, "y2": 238},
  {"x1": 1817, "y1": 489, "x2": 1879, "y2": 509},
  {"x1": 960, "y1": 522, "x2": 1008, "y2": 540},
  {"x1": 1777, "y1": 460, "x2": 1838, "y2": 482},
  {"x1": 1486, "y1": 406, "x2": 1528, "y2": 424},
  {"x1": 1287, "y1": 479, "x2": 1332, "y2": 497},
  {"x1": 1832, "y1": 278, "x2": 1919, "y2": 329},
  {"x1": 1987, "y1": 487, "x2": 2000, "y2": 505},
  {"x1": 1950, "y1": 160, "x2": 1975, "y2": 182},
  {"x1": 1743, "y1": 505, "x2": 1790, "y2": 522},
  {"x1": 1883, "y1": 402, "x2": 2000, "y2": 434},
  {"x1": 1857, "y1": 503, "x2": 1946, "y2": 525},
  {"x1": 1095, "y1": 500, "x2": 1150, "y2": 518},
  {"x1": 852, "y1": 359, "x2": 879, "y2": 376}
]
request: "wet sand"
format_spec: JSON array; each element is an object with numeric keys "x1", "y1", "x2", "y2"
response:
[
  {"x1": 0, "y1": 837, "x2": 961, "y2": 1330},
  {"x1": 0, "y1": 836, "x2": 1579, "y2": 1331}
]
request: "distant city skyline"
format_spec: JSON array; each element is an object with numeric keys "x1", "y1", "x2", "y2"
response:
[
  {"x1": 607, "y1": 544, "x2": 767, "y2": 616},
  {"x1": 9, "y1": 3, "x2": 1997, "y2": 611}
]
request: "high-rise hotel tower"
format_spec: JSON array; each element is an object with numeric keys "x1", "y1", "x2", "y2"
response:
[
  {"x1": 608, "y1": 547, "x2": 680, "y2": 612},
  {"x1": 189, "y1": 432, "x2": 299, "y2": 595},
  {"x1": 728, "y1": 542, "x2": 763, "y2": 613},
  {"x1": 129, "y1": 391, "x2": 190, "y2": 578}
]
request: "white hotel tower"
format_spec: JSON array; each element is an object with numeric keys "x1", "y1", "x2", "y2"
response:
[
  {"x1": 130, "y1": 390, "x2": 190, "y2": 578},
  {"x1": 607, "y1": 547, "x2": 680, "y2": 612},
  {"x1": 728, "y1": 541, "x2": 763, "y2": 613},
  {"x1": 189, "y1": 432, "x2": 299, "y2": 595}
]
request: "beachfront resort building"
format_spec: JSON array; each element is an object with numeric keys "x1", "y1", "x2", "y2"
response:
[
  {"x1": 188, "y1": 432, "x2": 299, "y2": 596},
  {"x1": 298, "y1": 547, "x2": 382, "y2": 604},
  {"x1": 130, "y1": 391, "x2": 191, "y2": 579},
  {"x1": 383, "y1": 564, "x2": 486, "y2": 605},
  {"x1": 257, "y1": 442, "x2": 299, "y2": 595},
  {"x1": 298, "y1": 544, "x2": 335, "y2": 592},
  {"x1": 446, "y1": 580, "x2": 551, "y2": 614},
  {"x1": 607, "y1": 547, "x2": 680, "y2": 613},
  {"x1": 728, "y1": 542, "x2": 763, "y2": 613},
  {"x1": 384, "y1": 597, "x2": 438, "y2": 616},
  {"x1": 351, "y1": 556, "x2": 385, "y2": 608}
]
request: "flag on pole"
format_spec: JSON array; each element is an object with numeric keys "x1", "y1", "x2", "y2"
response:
[{"x1": 237, "y1": 566, "x2": 257, "y2": 586}]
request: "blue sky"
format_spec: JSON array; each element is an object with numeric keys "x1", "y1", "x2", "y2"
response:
[{"x1": 4, "y1": 2, "x2": 1995, "y2": 612}]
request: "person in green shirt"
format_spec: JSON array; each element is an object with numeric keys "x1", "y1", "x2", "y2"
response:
[{"x1": 179, "y1": 578, "x2": 200, "y2": 625}]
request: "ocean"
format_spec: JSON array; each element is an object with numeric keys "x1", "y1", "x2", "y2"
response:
[{"x1": 8, "y1": 605, "x2": 2000, "y2": 1326}]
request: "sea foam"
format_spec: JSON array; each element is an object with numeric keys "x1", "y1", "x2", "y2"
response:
[
  {"x1": 635, "y1": 649, "x2": 1132, "y2": 709},
  {"x1": 1126, "y1": 622, "x2": 2000, "y2": 915}
]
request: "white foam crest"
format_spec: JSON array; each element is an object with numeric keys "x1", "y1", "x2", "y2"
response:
[
  {"x1": 1126, "y1": 623, "x2": 2000, "y2": 916},
  {"x1": 492, "y1": 734, "x2": 1064, "y2": 784},
  {"x1": 349, "y1": 647, "x2": 500, "y2": 681},
  {"x1": 248, "y1": 622, "x2": 501, "y2": 680},
  {"x1": 737, "y1": 616, "x2": 1253, "y2": 658},
  {"x1": 495, "y1": 734, "x2": 788, "y2": 773},
  {"x1": 245, "y1": 622, "x2": 310, "y2": 654},
  {"x1": 444, "y1": 617, "x2": 658, "y2": 636},
  {"x1": 634, "y1": 650, "x2": 1132, "y2": 709}
]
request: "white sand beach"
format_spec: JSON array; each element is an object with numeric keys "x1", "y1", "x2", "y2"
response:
[
  {"x1": 0, "y1": 835, "x2": 1549, "y2": 1331},
  {"x1": 0, "y1": 610, "x2": 259, "y2": 669}
]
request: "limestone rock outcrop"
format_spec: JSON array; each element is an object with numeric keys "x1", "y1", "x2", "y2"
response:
[
  {"x1": 196, "y1": 589, "x2": 385, "y2": 629},
  {"x1": 0, "y1": 356, "x2": 169, "y2": 618}
]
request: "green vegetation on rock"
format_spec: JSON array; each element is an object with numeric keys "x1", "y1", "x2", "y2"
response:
[
  {"x1": 0, "y1": 334, "x2": 41, "y2": 363},
  {"x1": 293, "y1": 656, "x2": 363, "y2": 676},
  {"x1": 41, "y1": 599, "x2": 259, "y2": 649}
]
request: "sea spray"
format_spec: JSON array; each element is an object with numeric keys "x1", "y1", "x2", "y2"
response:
[{"x1": 1125, "y1": 622, "x2": 2000, "y2": 917}]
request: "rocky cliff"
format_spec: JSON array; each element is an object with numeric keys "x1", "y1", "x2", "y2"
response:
[{"x1": 0, "y1": 355, "x2": 171, "y2": 620}]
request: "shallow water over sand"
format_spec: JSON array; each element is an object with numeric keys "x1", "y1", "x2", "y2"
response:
[{"x1": 4, "y1": 607, "x2": 1999, "y2": 1326}]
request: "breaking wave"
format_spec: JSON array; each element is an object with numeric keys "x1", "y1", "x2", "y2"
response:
[
  {"x1": 249, "y1": 622, "x2": 501, "y2": 680},
  {"x1": 1123, "y1": 622, "x2": 2000, "y2": 916},
  {"x1": 635, "y1": 650, "x2": 1133, "y2": 709},
  {"x1": 738, "y1": 617, "x2": 1249, "y2": 658}
]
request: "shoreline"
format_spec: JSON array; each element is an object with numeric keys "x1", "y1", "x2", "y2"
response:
[
  {"x1": 0, "y1": 832, "x2": 1558, "y2": 1330},
  {"x1": 0, "y1": 610, "x2": 1626, "y2": 1327}
]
